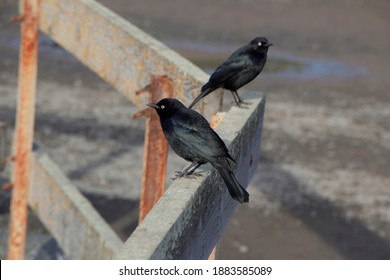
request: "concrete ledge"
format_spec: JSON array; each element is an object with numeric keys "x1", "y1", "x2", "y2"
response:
[
  {"x1": 39, "y1": 0, "x2": 208, "y2": 108},
  {"x1": 29, "y1": 148, "x2": 123, "y2": 259},
  {"x1": 117, "y1": 91, "x2": 265, "y2": 259}
]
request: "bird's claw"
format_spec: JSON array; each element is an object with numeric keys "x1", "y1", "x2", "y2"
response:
[
  {"x1": 233, "y1": 101, "x2": 250, "y2": 108},
  {"x1": 174, "y1": 170, "x2": 186, "y2": 178},
  {"x1": 171, "y1": 171, "x2": 203, "y2": 180}
]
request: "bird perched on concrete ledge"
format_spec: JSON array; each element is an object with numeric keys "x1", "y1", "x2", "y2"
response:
[
  {"x1": 148, "y1": 98, "x2": 249, "y2": 203},
  {"x1": 189, "y1": 36, "x2": 272, "y2": 109}
]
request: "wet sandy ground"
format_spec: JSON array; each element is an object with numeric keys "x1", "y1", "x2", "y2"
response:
[{"x1": 1, "y1": 0, "x2": 390, "y2": 259}]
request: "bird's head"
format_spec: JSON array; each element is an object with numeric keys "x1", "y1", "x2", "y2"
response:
[
  {"x1": 250, "y1": 37, "x2": 273, "y2": 52},
  {"x1": 147, "y1": 98, "x2": 186, "y2": 118}
]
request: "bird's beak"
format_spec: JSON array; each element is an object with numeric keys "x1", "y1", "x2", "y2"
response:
[
  {"x1": 147, "y1": 103, "x2": 160, "y2": 109},
  {"x1": 265, "y1": 42, "x2": 273, "y2": 47}
]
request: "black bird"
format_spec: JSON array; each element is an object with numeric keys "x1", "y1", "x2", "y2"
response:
[
  {"x1": 148, "y1": 98, "x2": 249, "y2": 203},
  {"x1": 189, "y1": 36, "x2": 272, "y2": 108}
]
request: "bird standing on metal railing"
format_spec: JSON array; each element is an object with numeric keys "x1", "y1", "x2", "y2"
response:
[
  {"x1": 148, "y1": 98, "x2": 249, "y2": 203},
  {"x1": 189, "y1": 36, "x2": 272, "y2": 109}
]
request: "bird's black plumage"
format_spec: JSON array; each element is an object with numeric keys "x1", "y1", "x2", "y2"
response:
[
  {"x1": 189, "y1": 36, "x2": 272, "y2": 109},
  {"x1": 148, "y1": 98, "x2": 249, "y2": 203}
]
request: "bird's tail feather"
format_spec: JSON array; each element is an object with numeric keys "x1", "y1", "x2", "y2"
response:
[
  {"x1": 188, "y1": 86, "x2": 213, "y2": 109},
  {"x1": 214, "y1": 165, "x2": 249, "y2": 203}
]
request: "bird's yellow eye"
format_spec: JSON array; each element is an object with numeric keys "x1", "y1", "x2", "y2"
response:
[
  {"x1": 160, "y1": 105, "x2": 165, "y2": 109},
  {"x1": 258, "y1": 42, "x2": 262, "y2": 46}
]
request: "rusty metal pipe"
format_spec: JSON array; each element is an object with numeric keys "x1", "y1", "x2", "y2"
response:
[
  {"x1": 7, "y1": 0, "x2": 39, "y2": 260},
  {"x1": 137, "y1": 76, "x2": 174, "y2": 223}
]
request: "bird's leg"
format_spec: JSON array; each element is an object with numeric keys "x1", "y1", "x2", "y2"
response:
[
  {"x1": 174, "y1": 162, "x2": 202, "y2": 179},
  {"x1": 230, "y1": 90, "x2": 240, "y2": 105},
  {"x1": 175, "y1": 163, "x2": 196, "y2": 178},
  {"x1": 235, "y1": 92, "x2": 245, "y2": 104},
  {"x1": 231, "y1": 91, "x2": 250, "y2": 107},
  {"x1": 186, "y1": 162, "x2": 202, "y2": 176}
]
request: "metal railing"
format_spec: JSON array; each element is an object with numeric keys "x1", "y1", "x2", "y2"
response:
[{"x1": 5, "y1": 0, "x2": 266, "y2": 259}]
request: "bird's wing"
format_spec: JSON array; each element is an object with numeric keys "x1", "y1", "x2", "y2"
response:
[
  {"x1": 205, "y1": 52, "x2": 251, "y2": 90},
  {"x1": 171, "y1": 110, "x2": 231, "y2": 161}
]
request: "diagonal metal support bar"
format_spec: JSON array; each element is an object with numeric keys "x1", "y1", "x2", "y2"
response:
[{"x1": 117, "y1": 91, "x2": 266, "y2": 259}]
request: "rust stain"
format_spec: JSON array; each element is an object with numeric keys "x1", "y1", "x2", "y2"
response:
[
  {"x1": 9, "y1": 15, "x2": 25, "y2": 23},
  {"x1": 2, "y1": 156, "x2": 16, "y2": 165},
  {"x1": 209, "y1": 112, "x2": 226, "y2": 129},
  {"x1": 2, "y1": 182, "x2": 14, "y2": 191}
]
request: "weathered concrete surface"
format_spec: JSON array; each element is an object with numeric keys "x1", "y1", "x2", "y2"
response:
[
  {"x1": 39, "y1": 0, "x2": 208, "y2": 109},
  {"x1": 117, "y1": 92, "x2": 265, "y2": 259}
]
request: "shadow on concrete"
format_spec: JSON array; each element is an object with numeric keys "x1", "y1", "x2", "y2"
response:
[
  {"x1": 0, "y1": 176, "x2": 11, "y2": 214},
  {"x1": 253, "y1": 155, "x2": 390, "y2": 259},
  {"x1": 0, "y1": 106, "x2": 145, "y2": 146},
  {"x1": 83, "y1": 191, "x2": 139, "y2": 242},
  {"x1": 1, "y1": 105, "x2": 146, "y2": 181},
  {"x1": 67, "y1": 147, "x2": 131, "y2": 180},
  {"x1": 33, "y1": 238, "x2": 65, "y2": 260}
]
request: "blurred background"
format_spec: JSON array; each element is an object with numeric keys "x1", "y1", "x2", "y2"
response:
[{"x1": 1, "y1": 0, "x2": 389, "y2": 259}]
